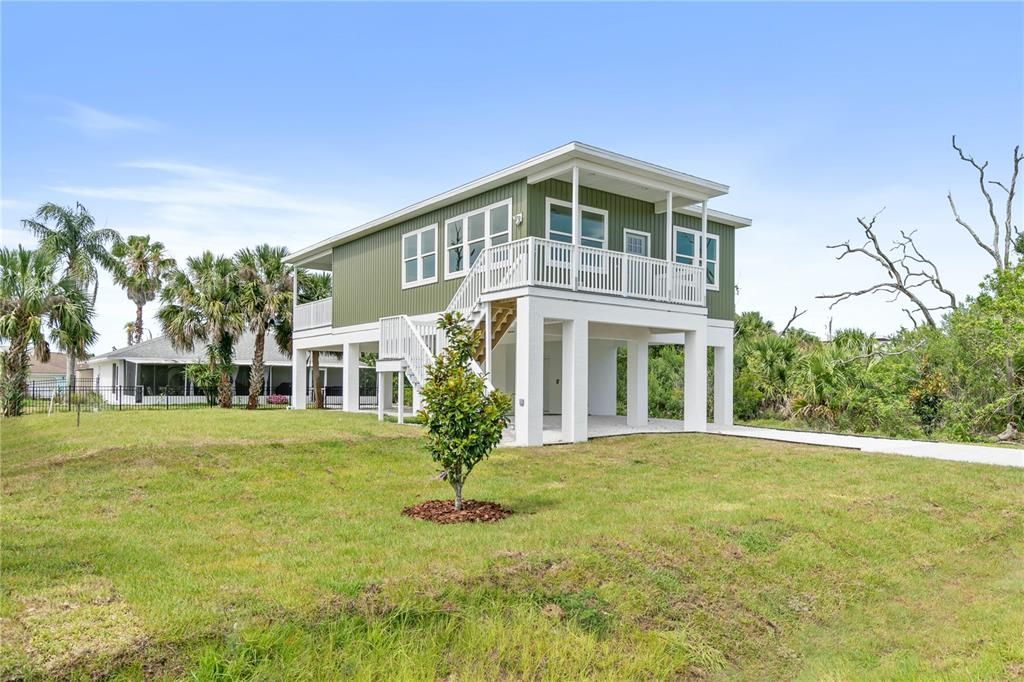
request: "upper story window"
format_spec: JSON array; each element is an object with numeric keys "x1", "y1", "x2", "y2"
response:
[
  {"x1": 546, "y1": 198, "x2": 608, "y2": 249},
  {"x1": 402, "y1": 224, "x2": 437, "y2": 289},
  {"x1": 673, "y1": 226, "x2": 719, "y2": 290},
  {"x1": 445, "y1": 199, "x2": 512, "y2": 278},
  {"x1": 623, "y1": 229, "x2": 650, "y2": 257}
]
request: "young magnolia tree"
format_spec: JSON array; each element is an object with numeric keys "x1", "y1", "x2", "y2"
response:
[{"x1": 419, "y1": 312, "x2": 512, "y2": 510}]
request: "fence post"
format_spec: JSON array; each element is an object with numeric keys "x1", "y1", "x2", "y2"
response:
[
  {"x1": 166, "y1": 391, "x2": 169, "y2": 410},
  {"x1": 77, "y1": 398, "x2": 81, "y2": 428},
  {"x1": 118, "y1": 386, "x2": 122, "y2": 411}
]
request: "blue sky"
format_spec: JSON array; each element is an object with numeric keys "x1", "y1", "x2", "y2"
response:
[{"x1": 3, "y1": 2, "x2": 1022, "y2": 352}]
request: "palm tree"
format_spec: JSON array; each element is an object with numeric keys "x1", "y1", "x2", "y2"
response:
[
  {"x1": 111, "y1": 235, "x2": 175, "y2": 345},
  {"x1": 236, "y1": 245, "x2": 293, "y2": 410},
  {"x1": 158, "y1": 251, "x2": 244, "y2": 408},
  {"x1": 22, "y1": 202, "x2": 119, "y2": 385},
  {"x1": 0, "y1": 247, "x2": 92, "y2": 417},
  {"x1": 298, "y1": 271, "x2": 332, "y2": 408}
]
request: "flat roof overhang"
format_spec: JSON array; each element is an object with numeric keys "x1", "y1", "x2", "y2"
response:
[{"x1": 287, "y1": 142, "x2": 751, "y2": 269}]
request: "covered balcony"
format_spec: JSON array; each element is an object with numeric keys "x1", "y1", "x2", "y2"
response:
[
  {"x1": 294, "y1": 297, "x2": 332, "y2": 331},
  {"x1": 454, "y1": 236, "x2": 705, "y2": 308}
]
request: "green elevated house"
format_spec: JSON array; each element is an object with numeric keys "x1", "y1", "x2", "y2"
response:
[{"x1": 287, "y1": 142, "x2": 751, "y2": 445}]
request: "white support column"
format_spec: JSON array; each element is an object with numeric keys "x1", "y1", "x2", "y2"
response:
[
  {"x1": 377, "y1": 372, "x2": 385, "y2": 421},
  {"x1": 397, "y1": 370, "x2": 405, "y2": 424},
  {"x1": 514, "y1": 297, "x2": 544, "y2": 446},
  {"x1": 571, "y1": 165, "x2": 580, "y2": 291},
  {"x1": 291, "y1": 348, "x2": 307, "y2": 409},
  {"x1": 484, "y1": 301, "x2": 493, "y2": 377},
  {"x1": 412, "y1": 383, "x2": 422, "y2": 414},
  {"x1": 342, "y1": 342, "x2": 360, "y2": 412},
  {"x1": 701, "y1": 199, "x2": 709, "y2": 271},
  {"x1": 713, "y1": 343, "x2": 734, "y2": 428},
  {"x1": 665, "y1": 190, "x2": 674, "y2": 263},
  {"x1": 560, "y1": 318, "x2": 589, "y2": 443},
  {"x1": 626, "y1": 338, "x2": 649, "y2": 427},
  {"x1": 683, "y1": 326, "x2": 708, "y2": 432},
  {"x1": 381, "y1": 371, "x2": 394, "y2": 410}
]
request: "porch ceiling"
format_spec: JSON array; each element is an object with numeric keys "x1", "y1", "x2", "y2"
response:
[{"x1": 529, "y1": 164, "x2": 707, "y2": 208}]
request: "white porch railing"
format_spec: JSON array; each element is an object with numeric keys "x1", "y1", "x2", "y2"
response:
[
  {"x1": 378, "y1": 314, "x2": 434, "y2": 387},
  {"x1": 295, "y1": 297, "x2": 332, "y2": 331},
  {"x1": 452, "y1": 237, "x2": 705, "y2": 307}
]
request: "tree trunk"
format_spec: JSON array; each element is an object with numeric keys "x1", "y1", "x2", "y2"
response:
[
  {"x1": 247, "y1": 327, "x2": 266, "y2": 410},
  {"x1": 312, "y1": 350, "x2": 323, "y2": 409},
  {"x1": 453, "y1": 481, "x2": 463, "y2": 511},
  {"x1": 135, "y1": 303, "x2": 144, "y2": 345},
  {"x1": 218, "y1": 368, "x2": 232, "y2": 408},
  {"x1": 65, "y1": 350, "x2": 75, "y2": 389},
  {"x1": 2, "y1": 333, "x2": 30, "y2": 417}
]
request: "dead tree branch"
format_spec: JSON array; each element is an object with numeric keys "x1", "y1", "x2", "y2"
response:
[
  {"x1": 949, "y1": 136, "x2": 1022, "y2": 270},
  {"x1": 817, "y1": 211, "x2": 953, "y2": 328},
  {"x1": 780, "y1": 306, "x2": 807, "y2": 335},
  {"x1": 838, "y1": 340, "x2": 926, "y2": 366}
]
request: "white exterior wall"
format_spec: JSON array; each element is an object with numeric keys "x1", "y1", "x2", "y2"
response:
[{"x1": 588, "y1": 340, "x2": 618, "y2": 416}]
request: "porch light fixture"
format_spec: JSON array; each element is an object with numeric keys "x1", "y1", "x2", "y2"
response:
[{"x1": 513, "y1": 213, "x2": 523, "y2": 226}]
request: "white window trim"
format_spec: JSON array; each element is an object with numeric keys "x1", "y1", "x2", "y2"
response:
[
  {"x1": 622, "y1": 228, "x2": 650, "y2": 257},
  {"x1": 673, "y1": 226, "x2": 720, "y2": 291},
  {"x1": 401, "y1": 224, "x2": 438, "y2": 289},
  {"x1": 545, "y1": 197, "x2": 609, "y2": 250},
  {"x1": 444, "y1": 198, "x2": 513, "y2": 280}
]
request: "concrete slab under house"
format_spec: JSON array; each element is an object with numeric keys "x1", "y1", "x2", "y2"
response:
[{"x1": 286, "y1": 142, "x2": 751, "y2": 446}]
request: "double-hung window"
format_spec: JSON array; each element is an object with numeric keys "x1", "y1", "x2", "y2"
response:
[
  {"x1": 545, "y1": 198, "x2": 607, "y2": 249},
  {"x1": 445, "y1": 199, "x2": 512, "y2": 278},
  {"x1": 402, "y1": 224, "x2": 437, "y2": 288},
  {"x1": 673, "y1": 226, "x2": 720, "y2": 290}
]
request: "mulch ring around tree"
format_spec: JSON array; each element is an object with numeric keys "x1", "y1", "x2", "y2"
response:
[{"x1": 402, "y1": 499, "x2": 512, "y2": 524}]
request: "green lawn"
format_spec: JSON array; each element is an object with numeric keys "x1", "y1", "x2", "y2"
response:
[{"x1": 2, "y1": 411, "x2": 1023, "y2": 680}]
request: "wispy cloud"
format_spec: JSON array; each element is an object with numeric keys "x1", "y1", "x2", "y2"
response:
[{"x1": 56, "y1": 101, "x2": 159, "y2": 133}]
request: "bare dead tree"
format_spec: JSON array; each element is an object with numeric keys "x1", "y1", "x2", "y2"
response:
[
  {"x1": 817, "y1": 210, "x2": 956, "y2": 327},
  {"x1": 780, "y1": 306, "x2": 807, "y2": 335},
  {"x1": 948, "y1": 135, "x2": 1022, "y2": 270}
]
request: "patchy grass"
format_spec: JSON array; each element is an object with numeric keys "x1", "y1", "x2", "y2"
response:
[{"x1": 2, "y1": 410, "x2": 1023, "y2": 680}]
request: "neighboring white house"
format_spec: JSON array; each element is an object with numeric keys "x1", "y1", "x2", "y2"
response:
[
  {"x1": 286, "y1": 142, "x2": 751, "y2": 445},
  {"x1": 86, "y1": 331, "x2": 350, "y2": 406}
]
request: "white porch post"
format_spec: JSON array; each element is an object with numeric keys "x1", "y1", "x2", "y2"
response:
[
  {"x1": 484, "y1": 301, "x2": 493, "y2": 377},
  {"x1": 571, "y1": 165, "x2": 580, "y2": 291},
  {"x1": 342, "y1": 342, "x2": 360, "y2": 412},
  {"x1": 412, "y1": 383, "x2": 422, "y2": 414},
  {"x1": 626, "y1": 338, "x2": 649, "y2": 427},
  {"x1": 291, "y1": 348, "x2": 307, "y2": 409},
  {"x1": 376, "y1": 372, "x2": 385, "y2": 421},
  {"x1": 381, "y1": 371, "x2": 394, "y2": 410},
  {"x1": 701, "y1": 199, "x2": 709, "y2": 274},
  {"x1": 397, "y1": 370, "x2": 405, "y2": 424},
  {"x1": 561, "y1": 318, "x2": 589, "y2": 443},
  {"x1": 665, "y1": 190, "x2": 673, "y2": 263},
  {"x1": 514, "y1": 296, "x2": 544, "y2": 446},
  {"x1": 713, "y1": 343, "x2": 734, "y2": 428},
  {"x1": 683, "y1": 326, "x2": 708, "y2": 431}
]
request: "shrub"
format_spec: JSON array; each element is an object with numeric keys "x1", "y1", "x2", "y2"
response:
[{"x1": 419, "y1": 312, "x2": 512, "y2": 510}]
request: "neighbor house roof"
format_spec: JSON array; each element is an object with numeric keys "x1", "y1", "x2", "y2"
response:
[
  {"x1": 287, "y1": 141, "x2": 752, "y2": 268},
  {"x1": 28, "y1": 352, "x2": 69, "y2": 375},
  {"x1": 87, "y1": 331, "x2": 304, "y2": 366}
]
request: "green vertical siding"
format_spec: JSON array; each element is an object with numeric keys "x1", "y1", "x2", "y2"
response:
[
  {"x1": 333, "y1": 176, "x2": 738, "y2": 326},
  {"x1": 527, "y1": 180, "x2": 736, "y2": 320},
  {"x1": 332, "y1": 180, "x2": 528, "y2": 327}
]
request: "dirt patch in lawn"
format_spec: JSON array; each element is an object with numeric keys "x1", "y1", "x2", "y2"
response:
[
  {"x1": 402, "y1": 499, "x2": 512, "y2": 524},
  {"x1": 0, "y1": 576, "x2": 148, "y2": 679}
]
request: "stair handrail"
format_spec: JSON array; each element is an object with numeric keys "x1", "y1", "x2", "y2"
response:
[{"x1": 446, "y1": 249, "x2": 490, "y2": 317}]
